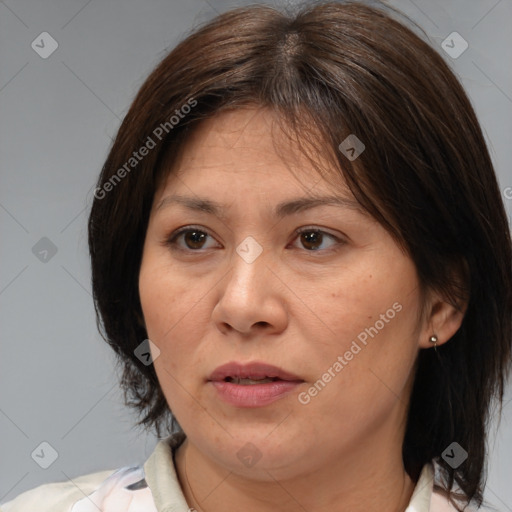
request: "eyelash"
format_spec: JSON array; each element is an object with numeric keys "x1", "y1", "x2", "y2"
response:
[{"x1": 164, "y1": 225, "x2": 345, "y2": 254}]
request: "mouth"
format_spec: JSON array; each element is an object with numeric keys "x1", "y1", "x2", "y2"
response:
[
  {"x1": 223, "y1": 376, "x2": 282, "y2": 385},
  {"x1": 208, "y1": 361, "x2": 304, "y2": 383},
  {"x1": 208, "y1": 361, "x2": 304, "y2": 407}
]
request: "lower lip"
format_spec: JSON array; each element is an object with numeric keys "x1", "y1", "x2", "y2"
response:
[{"x1": 210, "y1": 380, "x2": 303, "y2": 407}]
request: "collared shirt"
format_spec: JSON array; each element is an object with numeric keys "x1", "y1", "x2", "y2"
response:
[{"x1": 0, "y1": 432, "x2": 476, "y2": 512}]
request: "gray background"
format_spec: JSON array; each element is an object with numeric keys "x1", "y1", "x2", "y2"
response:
[{"x1": 1, "y1": 0, "x2": 511, "y2": 508}]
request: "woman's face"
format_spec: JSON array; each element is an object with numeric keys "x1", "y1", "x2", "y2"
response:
[{"x1": 139, "y1": 107, "x2": 436, "y2": 479}]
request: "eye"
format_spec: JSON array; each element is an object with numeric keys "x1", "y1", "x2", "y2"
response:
[
  {"x1": 165, "y1": 226, "x2": 219, "y2": 251},
  {"x1": 290, "y1": 227, "x2": 342, "y2": 252}
]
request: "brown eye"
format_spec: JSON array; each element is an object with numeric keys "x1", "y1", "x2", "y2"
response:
[
  {"x1": 293, "y1": 228, "x2": 341, "y2": 252},
  {"x1": 300, "y1": 231, "x2": 324, "y2": 251},
  {"x1": 182, "y1": 230, "x2": 208, "y2": 249},
  {"x1": 165, "y1": 227, "x2": 219, "y2": 251}
]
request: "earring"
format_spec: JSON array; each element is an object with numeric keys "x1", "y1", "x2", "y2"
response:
[{"x1": 429, "y1": 335, "x2": 438, "y2": 351}]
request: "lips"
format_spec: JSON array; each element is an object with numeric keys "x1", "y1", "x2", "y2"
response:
[
  {"x1": 208, "y1": 361, "x2": 304, "y2": 383},
  {"x1": 207, "y1": 361, "x2": 304, "y2": 408}
]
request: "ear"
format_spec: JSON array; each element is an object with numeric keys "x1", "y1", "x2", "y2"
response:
[{"x1": 418, "y1": 292, "x2": 467, "y2": 349}]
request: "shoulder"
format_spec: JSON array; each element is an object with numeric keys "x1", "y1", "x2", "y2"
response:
[
  {"x1": 0, "y1": 465, "x2": 155, "y2": 512},
  {"x1": 430, "y1": 489, "x2": 471, "y2": 511},
  {"x1": 409, "y1": 463, "x2": 493, "y2": 512},
  {"x1": 431, "y1": 488, "x2": 496, "y2": 512},
  {"x1": 0, "y1": 468, "x2": 115, "y2": 511}
]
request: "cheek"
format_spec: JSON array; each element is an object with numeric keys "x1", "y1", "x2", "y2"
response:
[
  {"x1": 138, "y1": 253, "x2": 204, "y2": 371},
  {"x1": 139, "y1": 248, "x2": 197, "y2": 335},
  {"x1": 314, "y1": 253, "x2": 420, "y2": 349},
  {"x1": 306, "y1": 256, "x2": 422, "y2": 400},
  {"x1": 139, "y1": 255, "x2": 212, "y2": 422}
]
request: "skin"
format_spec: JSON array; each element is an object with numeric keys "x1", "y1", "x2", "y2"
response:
[{"x1": 138, "y1": 107, "x2": 465, "y2": 512}]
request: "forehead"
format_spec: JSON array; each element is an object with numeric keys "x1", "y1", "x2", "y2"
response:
[{"x1": 158, "y1": 106, "x2": 348, "y2": 197}]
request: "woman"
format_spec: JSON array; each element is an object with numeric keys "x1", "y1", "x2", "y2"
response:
[{"x1": 2, "y1": 1, "x2": 511, "y2": 511}]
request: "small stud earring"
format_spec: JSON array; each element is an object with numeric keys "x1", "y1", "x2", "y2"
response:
[{"x1": 429, "y1": 335, "x2": 438, "y2": 351}]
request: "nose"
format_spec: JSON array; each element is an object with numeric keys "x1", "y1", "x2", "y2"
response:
[{"x1": 211, "y1": 246, "x2": 288, "y2": 337}]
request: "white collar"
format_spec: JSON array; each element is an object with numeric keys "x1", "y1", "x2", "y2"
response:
[{"x1": 406, "y1": 463, "x2": 436, "y2": 512}]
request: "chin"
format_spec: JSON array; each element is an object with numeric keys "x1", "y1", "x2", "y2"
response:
[{"x1": 201, "y1": 425, "x2": 312, "y2": 474}]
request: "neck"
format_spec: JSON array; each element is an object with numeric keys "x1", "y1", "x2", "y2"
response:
[{"x1": 174, "y1": 432, "x2": 416, "y2": 512}]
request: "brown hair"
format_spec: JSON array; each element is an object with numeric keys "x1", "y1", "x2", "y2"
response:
[{"x1": 88, "y1": 2, "x2": 512, "y2": 509}]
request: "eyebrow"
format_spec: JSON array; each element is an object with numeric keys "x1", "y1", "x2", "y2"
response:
[{"x1": 154, "y1": 193, "x2": 366, "y2": 219}]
